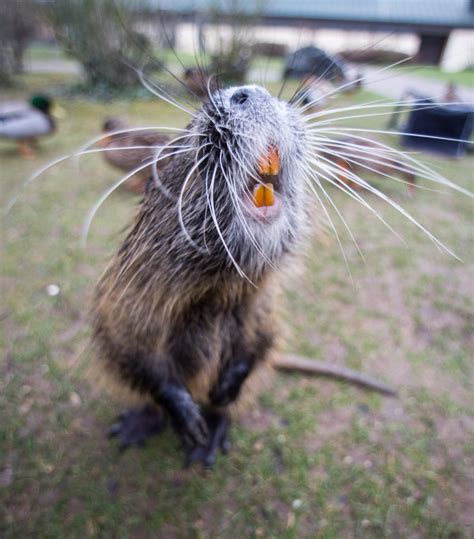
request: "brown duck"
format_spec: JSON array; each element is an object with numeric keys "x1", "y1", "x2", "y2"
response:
[
  {"x1": 320, "y1": 136, "x2": 416, "y2": 196},
  {"x1": 100, "y1": 118, "x2": 172, "y2": 194}
]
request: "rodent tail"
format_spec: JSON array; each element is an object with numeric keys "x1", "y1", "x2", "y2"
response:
[{"x1": 274, "y1": 353, "x2": 398, "y2": 396}]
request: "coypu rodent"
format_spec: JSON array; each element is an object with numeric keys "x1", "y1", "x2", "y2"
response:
[{"x1": 92, "y1": 85, "x2": 308, "y2": 467}]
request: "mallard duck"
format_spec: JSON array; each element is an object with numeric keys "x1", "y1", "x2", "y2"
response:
[
  {"x1": 0, "y1": 95, "x2": 60, "y2": 158},
  {"x1": 100, "y1": 117, "x2": 172, "y2": 194}
]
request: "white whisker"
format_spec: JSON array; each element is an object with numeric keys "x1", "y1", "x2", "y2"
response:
[
  {"x1": 177, "y1": 152, "x2": 210, "y2": 253},
  {"x1": 81, "y1": 147, "x2": 194, "y2": 246},
  {"x1": 309, "y1": 129, "x2": 472, "y2": 197}
]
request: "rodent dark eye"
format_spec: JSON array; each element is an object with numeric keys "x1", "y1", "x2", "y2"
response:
[{"x1": 231, "y1": 90, "x2": 249, "y2": 106}]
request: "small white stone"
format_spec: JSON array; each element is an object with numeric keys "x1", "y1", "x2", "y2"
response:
[
  {"x1": 292, "y1": 499, "x2": 302, "y2": 509},
  {"x1": 40, "y1": 364, "x2": 49, "y2": 375},
  {"x1": 70, "y1": 392, "x2": 81, "y2": 407},
  {"x1": 362, "y1": 519, "x2": 370, "y2": 528},
  {"x1": 46, "y1": 284, "x2": 60, "y2": 296}
]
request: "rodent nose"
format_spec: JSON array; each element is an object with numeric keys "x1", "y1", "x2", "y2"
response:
[{"x1": 231, "y1": 89, "x2": 250, "y2": 106}]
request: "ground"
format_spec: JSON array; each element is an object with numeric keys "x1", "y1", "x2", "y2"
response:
[
  {"x1": 409, "y1": 66, "x2": 473, "y2": 88},
  {"x1": 1, "y1": 72, "x2": 473, "y2": 538}
]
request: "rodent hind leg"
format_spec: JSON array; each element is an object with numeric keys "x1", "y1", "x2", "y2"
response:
[
  {"x1": 184, "y1": 410, "x2": 230, "y2": 469},
  {"x1": 209, "y1": 360, "x2": 251, "y2": 407},
  {"x1": 114, "y1": 353, "x2": 209, "y2": 449},
  {"x1": 159, "y1": 382, "x2": 209, "y2": 449},
  {"x1": 184, "y1": 357, "x2": 254, "y2": 468},
  {"x1": 108, "y1": 405, "x2": 166, "y2": 452},
  {"x1": 209, "y1": 326, "x2": 273, "y2": 407}
]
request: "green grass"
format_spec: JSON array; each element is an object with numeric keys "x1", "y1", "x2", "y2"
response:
[
  {"x1": 1, "y1": 72, "x2": 473, "y2": 538},
  {"x1": 24, "y1": 42, "x2": 285, "y2": 75},
  {"x1": 412, "y1": 66, "x2": 474, "y2": 87},
  {"x1": 24, "y1": 43, "x2": 68, "y2": 62}
]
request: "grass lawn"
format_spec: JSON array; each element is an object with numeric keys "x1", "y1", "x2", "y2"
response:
[
  {"x1": 411, "y1": 66, "x2": 474, "y2": 88},
  {"x1": 24, "y1": 43, "x2": 68, "y2": 62},
  {"x1": 24, "y1": 43, "x2": 284, "y2": 77},
  {"x1": 1, "y1": 72, "x2": 473, "y2": 538}
]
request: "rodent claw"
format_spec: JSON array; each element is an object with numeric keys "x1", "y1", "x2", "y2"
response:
[{"x1": 182, "y1": 410, "x2": 230, "y2": 469}]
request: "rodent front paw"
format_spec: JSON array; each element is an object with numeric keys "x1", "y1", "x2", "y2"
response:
[{"x1": 173, "y1": 406, "x2": 208, "y2": 447}]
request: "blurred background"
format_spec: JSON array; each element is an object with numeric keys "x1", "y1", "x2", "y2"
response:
[{"x1": 1, "y1": 1, "x2": 473, "y2": 537}]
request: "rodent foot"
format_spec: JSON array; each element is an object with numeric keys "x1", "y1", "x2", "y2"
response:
[
  {"x1": 108, "y1": 405, "x2": 166, "y2": 452},
  {"x1": 173, "y1": 406, "x2": 209, "y2": 449},
  {"x1": 184, "y1": 410, "x2": 230, "y2": 469}
]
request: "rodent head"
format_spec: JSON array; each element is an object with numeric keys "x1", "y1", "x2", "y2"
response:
[{"x1": 177, "y1": 84, "x2": 308, "y2": 280}]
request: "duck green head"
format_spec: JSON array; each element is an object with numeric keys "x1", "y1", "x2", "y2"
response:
[{"x1": 30, "y1": 95, "x2": 52, "y2": 113}]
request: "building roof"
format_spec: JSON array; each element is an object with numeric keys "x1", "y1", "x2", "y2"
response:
[
  {"x1": 144, "y1": 0, "x2": 474, "y2": 29},
  {"x1": 268, "y1": 0, "x2": 474, "y2": 27}
]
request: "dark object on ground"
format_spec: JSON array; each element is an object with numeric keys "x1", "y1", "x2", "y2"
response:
[
  {"x1": 401, "y1": 98, "x2": 473, "y2": 157},
  {"x1": 298, "y1": 79, "x2": 334, "y2": 109},
  {"x1": 339, "y1": 49, "x2": 411, "y2": 65},
  {"x1": 252, "y1": 42, "x2": 288, "y2": 58},
  {"x1": 284, "y1": 46, "x2": 346, "y2": 82}
]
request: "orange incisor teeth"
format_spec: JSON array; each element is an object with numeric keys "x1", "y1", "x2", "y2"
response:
[
  {"x1": 253, "y1": 183, "x2": 275, "y2": 207},
  {"x1": 258, "y1": 146, "x2": 279, "y2": 176}
]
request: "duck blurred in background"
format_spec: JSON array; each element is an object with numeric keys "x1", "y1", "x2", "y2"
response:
[
  {"x1": 0, "y1": 95, "x2": 64, "y2": 158},
  {"x1": 100, "y1": 117, "x2": 174, "y2": 194},
  {"x1": 183, "y1": 67, "x2": 218, "y2": 100},
  {"x1": 320, "y1": 137, "x2": 417, "y2": 196}
]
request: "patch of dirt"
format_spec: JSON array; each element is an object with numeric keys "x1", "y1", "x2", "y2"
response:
[
  {"x1": 416, "y1": 300, "x2": 473, "y2": 348},
  {"x1": 303, "y1": 406, "x2": 355, "y2": 453},
  {"x1": 239, "y1": 406, "x2": 278, "y2": 432}
]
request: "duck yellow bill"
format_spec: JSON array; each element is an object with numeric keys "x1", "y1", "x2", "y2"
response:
[
  {"x1": 51, "y1": 104, "x2": 67, "y2": 120},
  {"x1": 253, "y1": 183, "x2": 275, "y2": 207}
]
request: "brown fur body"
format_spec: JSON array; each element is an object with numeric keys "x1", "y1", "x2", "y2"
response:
[
  {"x1": 92, "y1": 159, "x2": 279, "y2": 415},
  {"x1": 92, "y1": 85, "x2": 308, "y2": 461}
]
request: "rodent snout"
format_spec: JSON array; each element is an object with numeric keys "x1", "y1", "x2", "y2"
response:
[
  {"x1": 229, "y1": 86, "x2": 271, "y2": 107},
  {"x1": 230, "y1": 89, "x2": 250, "y2": 106}
]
